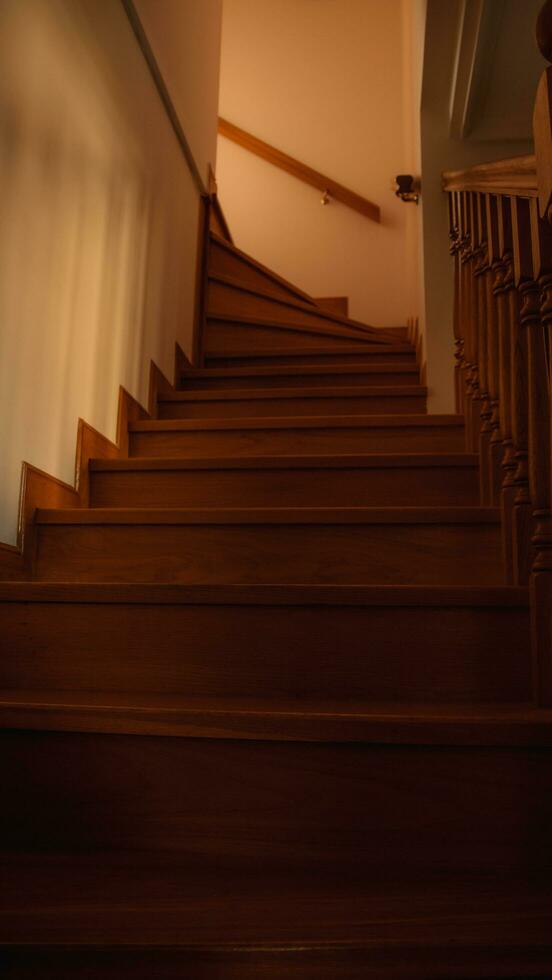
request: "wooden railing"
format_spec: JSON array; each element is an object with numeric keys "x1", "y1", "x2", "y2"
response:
[
  {"x1": 218, "y1": 118, "x2": 381, "y2": 223},
  {"x1": 443, "y1": 1, "x2": 552, "y2": 704}
]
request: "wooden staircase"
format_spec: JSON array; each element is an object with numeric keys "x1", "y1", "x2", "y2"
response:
[{"x1": 2, "y1": 230, "x2": 552, "y2": 978}]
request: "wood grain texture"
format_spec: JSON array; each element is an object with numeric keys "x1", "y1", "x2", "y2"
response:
[
  {"x1": 33, "y1": 508, "x2": 503, "y2": 586},
  {"x1": 0, "y1": 587, "x2": 530, "y2": 703},
  {"x1": 158, "y1": 386, "x2": 428, "y2": 419},
  {"x1": 2, "y1": 732, "x2": 551, "y2": 873},
  {"x1": 179, "y1": 362, "x2": 421, "y2": 390},
  {"x1": 209, "y1": 233, "x2": 318, "y2": 306},
  {"x1": 89, "y1": 453, "x2": 479, "y2": 508},
  {"x1": 218, "y1": 117, "x2": 381, "y2": 222},
  {"x1": 129, "y1": 415, "x2": 466, "y2": 457}
]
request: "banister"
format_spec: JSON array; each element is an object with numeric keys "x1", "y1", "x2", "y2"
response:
[
  {"x1": 442, "y1": 1, "x2": 552, "y2": 706},
  {"x1": 218, "y1": 117, "x2": 381, "y2": 223},
  {"x1": 442, "y1": 156, "x2": 537, "y2": 196}
]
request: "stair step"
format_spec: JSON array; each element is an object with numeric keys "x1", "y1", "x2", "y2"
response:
[
  {"x1": 2, "y1": 859, "x2": 552, "y2": 978},
  {"x1": 205, "y1": 316, "x2": 397, "y2": 351},
  {"x1": 207, "y1": 275, "x2": 398, "y2": 343},
  {"x1": 180, "y1": 362, "x2": 421, "y2": 390},
  {"x1": 89, "y1": 452, "x2": 479, "y2": 508},
  {"x1": 0, "y1": 583, "x2": 530, "y2": 704},
  {"x1": 129, "y1": 414, "x2": 466, "y2": 456},
  {"x1": 2, "y1": 729, "x2": 552, "y2": 877},
  {"x1": 33, "y1": 506, "x2": 502, "y2": 585},
  {"x1": 157, "y1": 385, "x2": 427, "y2": 419},
  {"x1": 206, "y1": 343, "x2": 417, "y2": 368},
  {"x1": 1, "y1": 691, "x2": 549, "y2": 744},
  {"x1": 210, "y1": 230, "x2": 319, "y2": 306}
]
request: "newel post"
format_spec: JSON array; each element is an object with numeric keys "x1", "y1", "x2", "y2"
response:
[{"x1": 530, "y1": 0, "x2": 552, "y2": 703}]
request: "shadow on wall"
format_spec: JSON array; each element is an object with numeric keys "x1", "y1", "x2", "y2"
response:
[{"x1": 0, "y1": 0, "x2": 198, "y2": 544}]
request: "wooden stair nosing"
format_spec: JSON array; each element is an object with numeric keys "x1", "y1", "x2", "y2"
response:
[
  {"x1": 34, "y1": 505, "x2": 501, "y2": 526},
  {"x1": 129, "y1": 414, "x2": 465, "y2": 433},
  {"x1": 0, "y1": 582, "x2": 528, "y2": 607},
  {"x1": 1, "y1": 691, "x2": 550, "y2": 745},
  {"x1": 89, "y1": 452, "x2": 480, "y2": 473}
]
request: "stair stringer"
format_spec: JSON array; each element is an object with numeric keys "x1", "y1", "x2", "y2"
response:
[{"x1": 0, "y1": 354, "x2": 183, "y2": 580}]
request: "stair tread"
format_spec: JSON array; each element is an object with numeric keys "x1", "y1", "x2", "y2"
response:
[
  {"x1": 90, "y1": 452, "x2": 479, "y2": 472},
  {"x1": 209, "y1": 230, "x2": 319, "y2": 306},
  {"x1": 35, "y1": 505, "x2": 500, "y2": 525},
  {"x1": 207, "y1": 310, "x2": 398, "y2": 343},
  {"x1": 1, "y1": 690, "x2": 550, "y2": 744},
  {"x1": 206, "y1": 342, "x2": 416, "y2": 357},
  {"x1": 2, "y1": 856, "x2": 552, "y2": 947},
  {"x1": 181, "y1": 362, "x2": 420, "y2": 378},
  {"x1": 130, "y1": 413, "x2": 464, "y2": 432},
  {"x1": 161, "y1": 385, "x2": 428, "y2": 401},
  {"x1": 0, "y1": 582, "x2": 528, "y2": 605}
]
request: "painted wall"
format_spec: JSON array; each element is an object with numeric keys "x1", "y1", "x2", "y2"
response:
[
  {"x1": 133, "y1": 0, "x2": 223, "y2": 185},
  {"x1": 216, "y1": 0, "x2": 415, "y2": 329},
  {"x1": 0, "y1": 0, "x2": 221, "y2": 545}
]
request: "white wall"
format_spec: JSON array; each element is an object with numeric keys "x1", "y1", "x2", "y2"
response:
[
  {"x1": 216, "y1": 0, "x2": 416, "y2": 328},
  {"x1": 0, "y1": 0, "x2": 222, "y2": 545},
  {"x1": 133, "y1": 0, "x2": 223, "y2": 185}
]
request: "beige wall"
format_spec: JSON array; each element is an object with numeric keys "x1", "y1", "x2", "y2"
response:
[
  {"x1": 216, "y1": 0, "x2": 416, "y2": 328},
  {"x1": 0, "y1": 0, "x2": 221, "y2": 546},
  {"x1": 133, "y1": 0, "x2": 223, "y2": 185}
]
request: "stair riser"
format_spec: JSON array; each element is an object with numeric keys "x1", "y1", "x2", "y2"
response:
[
  {"x1": 208, "y1": 281, "x2": 360, "y2": 334},
  {"x1": 210, "y1": 241, "x2": 311, "y2": 304},
  {"x1": 207, "y1": 350, "x2": 417, "y2": 368},
  {"x1": 130, "y1": 426, "x2": 466, "y2": 458},
  {"x1": 0, "y1": 601, "x2": 530, "y2": 702},
  {"x1": 157, "y1": 394, "x2": 427, "y2": 419},
  {"x1": 180, "y1": 371, "x2": 421, "y2": 390},
  {"x1": 205, "y1": 322, "x2": 381, "y2": 350},
  {"x1": 89, "y1": 466, "x2": 480, "y2": 508},
  {"x1": 3, "y1": 732, "x2": 551, "y2": 876},
  {"x1": 33, "y1": 523, "x2": 503, "y2": 585},
  {"x1": 4, "y1": 945, "x2": 552, "y2": 980}
]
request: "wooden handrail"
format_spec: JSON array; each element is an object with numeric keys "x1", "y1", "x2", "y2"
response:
[
  {"x1": 218, "y1": 117, "x2": 381, "y2": 223},
  {"x1": 442, "y1": 1, "x2": 552, "y2": 705},
  {"x1": 442, "y1": 156, "x2": 537, "y2": 196}
]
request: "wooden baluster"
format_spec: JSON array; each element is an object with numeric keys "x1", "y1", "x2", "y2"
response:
[
  {"x1": 461, "y1": 193, "x2": 477, "y2": 449},
  {"x1": 531, "y1": 1, "x2": 552, "y2": 702},
  {"x1": 510, "y1": 197, "x2": 532, "y2": 584},
  {"x1": 529, "y1": 205, "x2": 552, "y2": 701},
  {"x1": 494, "y1": 197, "x2": 517, "y2": 581},
  {"x1": 449, "y1": 191, "x2": 463, "y2": 413},
  {"x1": 474, "y1": 194, "x2": 491, "y2": 502},
  {"x1": 487, "y1": 195, "x2": 506, "y2": 505},
  {"x1": 468, "y1": 193, "x2": 484, "y2": 454}
]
